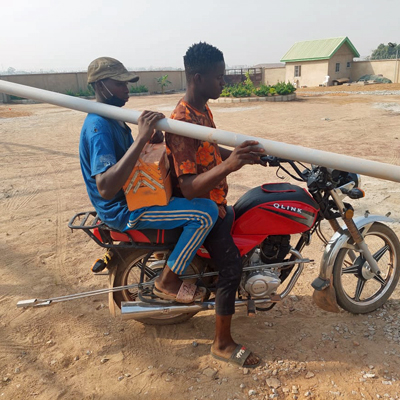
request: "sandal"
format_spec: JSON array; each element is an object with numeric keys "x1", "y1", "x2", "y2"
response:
[
  {"x1": 211, "y1": 344, "x2": 260, "y2": 368},
  {"x1": 153, "y1": 281, "x2": 206, "y2": 303}
]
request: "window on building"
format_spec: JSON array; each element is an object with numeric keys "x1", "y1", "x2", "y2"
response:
[
  {"x1": 294, "y1": 65, "x2": 301, "y2": 77},
  {"x1": 347, "y1": 62, "x2": 351, "y2": 68},
  {"x1": 335, "y1": 63, "x2": 340, "y2": 72}
]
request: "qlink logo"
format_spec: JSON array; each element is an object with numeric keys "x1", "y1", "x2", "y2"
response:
[{"x1": 273, "y1": 203, "x2": 303, "y2": 214}]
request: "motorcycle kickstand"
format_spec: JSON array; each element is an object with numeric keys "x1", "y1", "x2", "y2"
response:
[{"x1": 246, "y1": 298, "x2": 256, "y2": 317}]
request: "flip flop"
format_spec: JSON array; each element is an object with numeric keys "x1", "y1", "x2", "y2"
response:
[
  {"x1": 211, "y1": 344, "x2": 261, "y2": 368},
  {"x1": 153, "y1": 281, "x2": 206, "y2": 303}
]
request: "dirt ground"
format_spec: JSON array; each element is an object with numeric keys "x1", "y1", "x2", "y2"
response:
[{"x1": 1, "y1": 85, "x2": 400, "y2": 400}]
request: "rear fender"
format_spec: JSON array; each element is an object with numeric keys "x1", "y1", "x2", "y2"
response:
[{"x1": 316, "y1": 215, "x2": 395, "y2": 282}]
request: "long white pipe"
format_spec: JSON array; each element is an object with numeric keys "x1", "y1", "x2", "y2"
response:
[{"x1": 1, "y1": 79, "x2": 400, "y2": 183}]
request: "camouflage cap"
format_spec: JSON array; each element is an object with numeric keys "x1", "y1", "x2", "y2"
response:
[{"x1": 87, "y1": 57, "x2": 139, "y2": 84}]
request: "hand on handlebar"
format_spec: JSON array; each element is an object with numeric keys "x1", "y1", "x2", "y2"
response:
[
  {"x1": 260, "y1": 155, "x2": 278, "y2": 166},
  {"x1": 225, "y1": 140, "x2": 265, "y2": 172}
]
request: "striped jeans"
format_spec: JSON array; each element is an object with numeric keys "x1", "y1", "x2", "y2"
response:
[{"x1": 125, "y1": 197, "x2": 218, "y2": 274}]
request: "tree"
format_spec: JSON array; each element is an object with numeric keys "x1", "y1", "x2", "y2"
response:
[
  {"x1": 370, "y1": 43, "x2": 400, "y2": 60},
  {"x1": 7, "y1": 67, "x2": 16, "y2": 75},
  {"x1": 155, "y1": 74, "x2": 171, "y2": 94}
]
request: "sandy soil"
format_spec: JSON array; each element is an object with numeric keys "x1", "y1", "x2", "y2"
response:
[{"x1": 1, "y1": 85, "x2": 400, "y2": 400}]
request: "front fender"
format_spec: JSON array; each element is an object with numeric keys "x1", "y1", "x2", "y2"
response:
[{"x1": 316, "y1": 215, "x2": 395, "y2": 282}]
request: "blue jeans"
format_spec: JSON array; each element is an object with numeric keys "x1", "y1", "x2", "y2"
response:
[{"x1": 124, "y1": 197, "x2": 218, "y2": 275}]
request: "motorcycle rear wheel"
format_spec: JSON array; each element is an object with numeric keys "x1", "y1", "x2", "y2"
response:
[
  {"x1": 112, "y1": 248, "x2": 202, "y2": 325},
  {"x1": 332, "y1": 222, "x2": 400, "y2": 314}
]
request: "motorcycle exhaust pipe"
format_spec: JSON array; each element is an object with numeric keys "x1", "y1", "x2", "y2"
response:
[
  {"x1": 121, "y1": 301, "x2": 211, "y2": 319},
  {"x1": 120, "y1": 298, "x2": 274, "y2": 320}
]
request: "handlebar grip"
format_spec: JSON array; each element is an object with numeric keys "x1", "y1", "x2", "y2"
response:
[{"x1": 260, "y1": 155, "x2": 286, "y2": 166}]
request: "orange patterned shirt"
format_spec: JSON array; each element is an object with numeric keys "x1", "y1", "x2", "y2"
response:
[{"x1": 165, "y1": 99, "x2": 228, "y2": 217}]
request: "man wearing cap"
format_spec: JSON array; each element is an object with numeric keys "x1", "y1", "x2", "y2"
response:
[{"x1": 79, "y1": 57, "x2": 218, "y2": 302}]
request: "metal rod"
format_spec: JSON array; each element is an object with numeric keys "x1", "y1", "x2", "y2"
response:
[
  {"x1": 276, "y1": 249, "x2": 305, "y2": 298},
  {"x1": 16, "y1": 283, "x2": 152, "y2": 308},
  {"x1": 17, "y1": 257, "x2": 310, "y2": 308},
  {"x1": 1, "y1": 80, "x2": 400, "y2": 183},
  {"x1": 181, "y1": 258, "x2": 310, "y2": 280}
]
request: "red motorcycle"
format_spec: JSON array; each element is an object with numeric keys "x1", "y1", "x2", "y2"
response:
[{"x1": 19, "y1": 157, "x2": 400, "y2": 325}]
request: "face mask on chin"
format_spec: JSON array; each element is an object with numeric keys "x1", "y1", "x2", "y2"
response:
[
  {"x1": 103, "y1": 95, "x2": 126, "y2": 107},
  {"x1": 100, "y1": 81, "x2": 126, "y2": 107}
]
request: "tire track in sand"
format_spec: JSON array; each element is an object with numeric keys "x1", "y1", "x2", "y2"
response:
[
  {"x1": 3, "y1": 188, "x2": 40, "y2": 211},
  {"x1": 43, "y1": 156, "x2": 68, "y2": 287}
]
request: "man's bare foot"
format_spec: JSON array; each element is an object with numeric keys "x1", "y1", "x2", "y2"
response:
[{"x1": 154, "y1": 266, "x2": 182, "y2": 296}]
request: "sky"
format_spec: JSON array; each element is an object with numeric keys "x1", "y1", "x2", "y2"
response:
[{"x1": 2, "y1": 0, "x2": 399, "y2": 72}]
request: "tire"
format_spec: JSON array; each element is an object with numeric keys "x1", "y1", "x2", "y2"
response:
[
  {"x1": 111, "y1": 248, "x2": 202, "y2": 325},
  {"x1": 332, "y1": 222, "x2": 400, "y2": 314}
]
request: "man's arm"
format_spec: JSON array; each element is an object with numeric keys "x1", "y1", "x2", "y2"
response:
[
  {"x1": 179, "y1": 140, "x2": 264, "y2": 200},
  {"x1": 96, "y1": 111, "x2": 164, "y2": 200}
]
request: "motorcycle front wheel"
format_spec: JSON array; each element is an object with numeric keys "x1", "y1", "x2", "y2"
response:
[
  {"x1": 111, "y1": 248, "x2": 202, "y2": 325},
  {"x1": 332, "y1": 222, "x2": 400, "y2": 314}
]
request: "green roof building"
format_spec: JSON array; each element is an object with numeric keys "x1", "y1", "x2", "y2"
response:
[{"x1": 280, "y1": 36, "x2": 360, "y2": 87}]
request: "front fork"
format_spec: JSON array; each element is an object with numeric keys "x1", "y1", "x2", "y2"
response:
[{"x1": 330, "y1": 188, "x2": 381, "y2": 276}]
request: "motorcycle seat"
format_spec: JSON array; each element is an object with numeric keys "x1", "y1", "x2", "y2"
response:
[{"x1": 108, "y1": 227, "x2": 183, "y2": 245}]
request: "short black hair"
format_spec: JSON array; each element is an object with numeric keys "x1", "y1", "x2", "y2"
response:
[{"x1": 184, "y1": 42, "x2": 224, "y2": 78}]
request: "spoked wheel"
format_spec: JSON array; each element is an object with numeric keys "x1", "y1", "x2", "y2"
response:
[
  {"x1": 333, "y1": 222, "x2": 400, "y2": 314},
  {"x1": 112, "y1": 249, "x2": 203, "y2": 325}
]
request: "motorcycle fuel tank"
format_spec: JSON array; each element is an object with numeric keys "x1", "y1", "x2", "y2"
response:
[{"x1": 233, "y1": 183, "x2": 319, "y2": 236}]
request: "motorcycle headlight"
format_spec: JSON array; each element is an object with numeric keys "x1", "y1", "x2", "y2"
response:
[
  {"x1": 333, "y1": 170, "x2": 361, "y2": 188},
  {"x1": 348, "y1": 173, "x2": 362, "y2": 189}
]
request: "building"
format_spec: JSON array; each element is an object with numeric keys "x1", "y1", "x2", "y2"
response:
[{"x1": 280, "y1": 36, "x2": 360, "y2": 87}]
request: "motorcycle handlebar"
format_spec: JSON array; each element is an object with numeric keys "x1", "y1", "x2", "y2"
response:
[
  {"x1": 260, "y1": 155, "x2": 309, "y2": 182},
  {"x1": 260, "y1": 155, "x2": 291, "y2": 166}
]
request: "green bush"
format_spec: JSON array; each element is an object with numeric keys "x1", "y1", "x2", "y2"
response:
[
  {"x1": 129, "y1": 85, "x2": 148, "y2": 93},
  {"x1": 274, "y1": 81, "x2": 295, "y2": 95},
  {"x1": 220, "y1": 80, "x2": 295, "y2": 98},
  {"x1": 274, "y1": 82, "x2": 288, "y2": 95},
  {"x1": 220, "y1": 87, "x2": 231, "y2": 97},
  {"x1": 66, "y1": 85, "x2": 95, "y2": 97},
  {"x1": 254, "y1": 84, "x2": 271, "y2": 97},
  {"x1": 243, "y1": 72, "x2": 255, "y2": 92},
  {"x1": 229, "y1": 83, "x2": 252, "y2": 98}
]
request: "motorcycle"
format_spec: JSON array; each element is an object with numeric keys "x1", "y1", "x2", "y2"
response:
[{"x1": 18, "y1": 157, "x2": 400, "y2": 325}]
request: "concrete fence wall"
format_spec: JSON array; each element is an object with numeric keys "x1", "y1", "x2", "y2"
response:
[
  {"x1": 1, "y1": 68, "x2": 288, "y2": 104},
  {"x1": 263, "y1": 67, "x2": 286, "y2": 85},
  {"x1": 0, "y1": 72, "x2": 89, "y2": 103},
  {"x1": 131, "y1": 70, "x2": 187, "y2": 94},
  {"x1": 351, "y1": 59, "x2": 400, "y2": 83},
  {"x1": 0, "y1": 70, "x2": 187, "y2": 103}
]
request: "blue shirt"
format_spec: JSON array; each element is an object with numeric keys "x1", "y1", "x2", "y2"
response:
[{"x1": 79, "y1": 114, "x2": 133, "y2": 231}]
